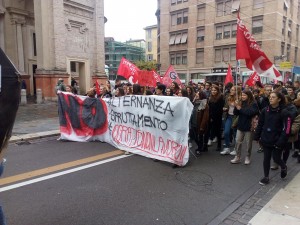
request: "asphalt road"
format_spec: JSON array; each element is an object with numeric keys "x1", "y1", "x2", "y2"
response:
[{"x1": 0, "y1": 137, "x2": 292, "y2": 225}]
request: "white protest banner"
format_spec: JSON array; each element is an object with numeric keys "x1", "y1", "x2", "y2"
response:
[{"x1": 58, "y1": 92, "x2": 193, "y2": 166}]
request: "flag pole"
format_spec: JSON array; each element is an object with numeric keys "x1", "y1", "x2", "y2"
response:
[{"x1": 236, "y1": 60, "x2": 240, "y2": 98}]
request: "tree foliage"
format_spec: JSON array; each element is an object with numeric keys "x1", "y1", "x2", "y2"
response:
[{"x1": 134, "y1": 60, "x2": 158, "y2": 71}]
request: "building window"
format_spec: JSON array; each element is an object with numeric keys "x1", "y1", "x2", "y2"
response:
[
  {"x1": 296, "y1": 25, "x2": 299, "y2": 42},
  {"x1": 295, "y1": 47, "x2": 298, "y2": 64},
  {"x1": 281, "y1": 42, "x2": 285, "y2": 56},
  {"x1": 171, "y1": 14, "x2": 177, "y2": 26},
  {"x1": 223, "y1": 25, "x2": 231, "y2": 38},
  {"x1": 147, "y1": 42, "x2": 152, "y2": 52},
  {"x1": 287, "y1": 44, "x2": 291, "y2": 61},
  {"x1": 182, "y1": 53, "x2": 187, "y2": 64},
  {"x1": 170, "y1": 54, "x2": 175, "y2": 64},
  {"x1": 282, "y1": 17, "x2": 286, "y2": 35},
  {"x1": 231, "y1": 24, "x2": 237, "y2": 37},
  {"x1": 177, "y1": 12, "x2": 182, "y2": 24},
  {"x1": 176, "y1": 54, "x2": 181, "y2": 65},
  {"x1": 216, "y1": 2, "x2": 224, "y2": 17},
  {"x1": 197, "y1": 5, "x2": 205, "y2": 20},
  {"x1": 196, "y1": 49, "x2": 204, "y2": 64},
  {"x1": 183, "y1": 11, "x2": 188, "y2": 23},
  {"x1": 197, "y1": 28, "x2": 205, "y2": 42},
  {"x1": 181, "y1": 32, "x2": 188, "y2": 44},
  {"x1": 253, "y1": 0, "x2": 263, "y2": 8},
  {"x1": 105, "y1": 55, "x2": 109, "y2": 60},
  {"x1": 288, "y1": 20, "x2": 292, "y2": 38},
  {"x1": 224, "y1": 1, "x2": 231, "y2": 15},
  {"x1": 216, "y1": 26, "x2": 222, "y2": 39},
  {"x1": 215, "y1": 21, "x2": 236, "y2": 40},
  {"x1": 214, "y1": 46, "x2": 236, "y2": 62},
  {"x1": 33, "y1": 33, "x2": 37, "y2": 56},
  {"x1": 71, "y1": 62, "x2": 76, "y2": 72},
  {"x1": 169, "y1": 31, "x2": 188, "y2": 45},
  {"x1": 284, "y1": 0, "x2": 289, "y2": 10},
  {"x1": 169, "y1": 34, "x2": 176, "y2": 45},
  {"x1": 216, "y1": 0, "x2": 240, "y2": 16},
  {"x1": 171, "y1": 9, "x2": 188, "y2": 25},
  {"x1": 230, "y1": 47, "x2": 236, "y2": 61},
  {"x1": 147, "y1": 54, "x2": 153, "y2": 61},
  {"x1": 171, "y1": 0, "x2": 187, "y2": 5},
  {"x1": 223, "y1": 48, "x2": 230, "y2": 62},
  {"x1": 147, "y1": 30, "x2": 152, "y2": 39},
  {"x1": 215, "y1": 49, "x2": 221, "y2": 62},
  {"x1": 175, "y1": 33, "x2": 182, "y2": 44},
  {"x1": 252, "y1": 17, "x2": 263, "y2": 34},
  {"x1": 170, "y1": 52, "x2": 187, "y2": 65}
]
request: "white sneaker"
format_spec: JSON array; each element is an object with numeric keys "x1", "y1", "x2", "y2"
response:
[
  {"x1": 244, "y1": 156, "x2": 251, "y2": 165},
  {"x1": 189, "y1": 142, "x2": 193, "y2": 148},
  {"x1": 231, "y1": 156, "x2": 241, "y2": 164},
  {"x1": 207, "y1": 140, "x2": 212, "y2": 146},
  {"x1": 230, "y1": 150, "x2": 236, "y2": 156},
  {"x1": 220, "y1": 148, "x2": 230, "y2": 155},
  {"x1": 212, "y1": 137, "x2": 217, "y2": 143}
]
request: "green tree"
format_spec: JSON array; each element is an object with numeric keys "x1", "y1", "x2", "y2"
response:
[{"x1": 134, "y1": 60, "x2": 158, "y2": 71}]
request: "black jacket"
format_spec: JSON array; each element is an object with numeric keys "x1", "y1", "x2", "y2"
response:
[
  {"x1": 234, "y1": 101, "x2": 259, "y2": 132},
  {"x1": 208, "y1": 96, "x2": 224, "y2": 123},
  {"x1": 258, "y1": 95, "x2": 269, "y2": 111},
  {"x1": 254, "y1": 105, "x2": 289, "y2": 148}
]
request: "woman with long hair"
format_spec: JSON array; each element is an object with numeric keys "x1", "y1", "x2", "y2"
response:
[
  {"x1": 231, "y1": 90, "x2": 259, "y2": 165},
  {"x1": 254, "y1": 92, "x2": 289, "y2": 185},
  {"x1": 220, "y1": 85, "x2": 241, "y2": 155},
  {"x1": 115, "y1": 87, "x2": 125, "y2": 97},
  {"x1": 170, "y1": 81, "x2": 180, "y2": 96},
  {"x1": 186, "y1": 85, "x2": 195, "y2": 103},
  {"x1": 204, "y1": 86, "x2": 224, "y2": 151}
]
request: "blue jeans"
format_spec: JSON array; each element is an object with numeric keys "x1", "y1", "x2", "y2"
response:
[
  {"x1": 224, "y1": 115, "x2": 233, "y2": 148},
  {"x1": 0, "y1": 160, "x2": 6, "y2": 225}
]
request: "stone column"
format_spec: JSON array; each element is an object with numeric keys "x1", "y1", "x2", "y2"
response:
[
  {"x1": 94, "y1": 0, "x2": 106, "y2": 78},
  {"x1": 0, "y1": 4, "x2": 5, "y2": 50},
  {"x1": 16, "y1": 22, "x2": 25, "y2": 72}
]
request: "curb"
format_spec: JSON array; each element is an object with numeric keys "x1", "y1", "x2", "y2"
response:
[{"x1": 10, "y1": 130, "x2": 60, "y2": 143}]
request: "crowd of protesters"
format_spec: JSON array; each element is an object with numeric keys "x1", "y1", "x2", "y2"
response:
[{"x1": 57, "y1": 77, "x2": 300, "y2": 186}]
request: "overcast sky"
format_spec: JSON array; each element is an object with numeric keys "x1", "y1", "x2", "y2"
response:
[{"x1": 104, "y1": 0, "x2": 157, "y2": 42}]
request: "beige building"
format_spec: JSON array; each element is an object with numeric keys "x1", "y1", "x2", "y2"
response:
[
  {"x1": 157, "y1": 0, "x2": 300, "y2": 83},
  {"x1": 144, "y1": 25, "x2": 158, "y2": 62},
  {"x1": 0, "y1": 0, "x2": 106, "y2": 100}
]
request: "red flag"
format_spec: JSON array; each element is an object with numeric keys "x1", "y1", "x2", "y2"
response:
[
  {"x1": 95, "y1": 80, "x2": 101, "y2": 95},
  {"x1": 236, "y1": 14, "x2": 282, "y2": 80},
  {"x1": 137, "y1": 70, "x2": 157, "y2": 87},
  {"x1": 161, "y1": 66, "x2": 182, "y2": 88},
  {"x1": 224, "y1": 64, "x2": 233, "y2": 85},
  {"x1": 117, "y1": 57, "x2": 140, "y2": 84},
  {"x1": 245, "y1": 72, "x2": 261, "y2": 87},
  {"x1": 152, "y1": 70, "x2": 162, "y2": 84}
]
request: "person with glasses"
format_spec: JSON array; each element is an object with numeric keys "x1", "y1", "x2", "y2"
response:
[{"x1": 254, "y1": 92, "x2": 289, "y2": 186}]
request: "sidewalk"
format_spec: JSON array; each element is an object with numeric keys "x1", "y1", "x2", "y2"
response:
[
  {"x1": 249, "y1": 172, "x2": 300, "y2": 224},
  {"x1": 11, "y1": 101, "x2": 60, "y2": 142},
  {"x1": 9, "y1": 101, "x2": 300, "y2": 224}
]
